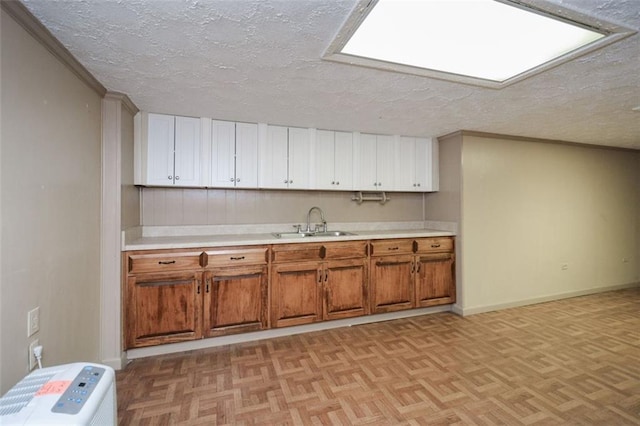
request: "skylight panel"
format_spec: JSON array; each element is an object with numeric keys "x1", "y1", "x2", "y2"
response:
[{"x1": 324, "y1": 0, "x2": 633, "y2": 88}]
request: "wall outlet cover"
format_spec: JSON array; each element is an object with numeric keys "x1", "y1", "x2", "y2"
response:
[
  {"x1": 28, "y1": 339, "x2": 39, "y2": 370},
  {"x1": 28, "y1": 306, "x2": 40, "y2": 337}
]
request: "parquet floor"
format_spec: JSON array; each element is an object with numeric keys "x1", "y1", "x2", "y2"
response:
[{"x1": 116, "y1": 288, "x2": 640, "y2": 425}]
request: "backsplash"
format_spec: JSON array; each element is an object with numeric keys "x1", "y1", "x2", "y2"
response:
[{"x1": 140, "y1": 187, "x2": 425, "y2": 226}]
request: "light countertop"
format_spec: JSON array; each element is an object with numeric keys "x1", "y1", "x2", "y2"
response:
[{"x1": 123, "y1": 222, "x2": 456, "y2": 251}]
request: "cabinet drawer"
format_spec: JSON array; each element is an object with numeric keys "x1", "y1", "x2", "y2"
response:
[
  {"x1": 323, "y1": 241, "x2": 368, "y2": 260},
  {"x1": 127, "y1": 251, "x2": 203, "y2": 274},
  {"x1": 370, "y1": 239, "x2": 413, "y2": 256},
  {"x1": 271, "y1": 243, "x2": 324, "y2": 263},
  {"x1": 205, "y1": 246, "x2": 268, "y2": 267},
  {"x1": 414, "y1": 237, "x2": 454, "y2": 253}
]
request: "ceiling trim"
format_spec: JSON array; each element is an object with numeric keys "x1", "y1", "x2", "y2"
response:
[
  {"x1": 440, "y1": 130, "x2": 640, "y2": 153},
  {"x1": 2, "y1": 0, "x2": 107, "y2": 97},
  {"x1": 323, "y1": 0, "x2": 637, "y2": 89},
  {"x1": 104, "y1": 92, "x2": 139, "y2": 116}
]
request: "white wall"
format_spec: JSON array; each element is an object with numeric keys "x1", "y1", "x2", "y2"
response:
[
  {"x1": 460, "y1": 135, "x2": 640, "y2": 313},
  {"x1": 1, "y1": 9, "x2": 103, "y2": 392}
]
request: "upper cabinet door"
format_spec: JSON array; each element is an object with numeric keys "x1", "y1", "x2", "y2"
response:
[
  {"x1": 174, "y1": 116, "x2": 202, "y2": 187},
  {"x1": 333, "y1": 131, "x2": 353, "y2": 190},
  {"x1": 211, "y1": 120, "x2": 236, "y2": 188},
  {"x1": 395, "y1": 137, "x2": 438, "y2": 192},
  {"x1": 414, "y1": 137, "x2": 431, "y2": 191},
  {"x1": 287, "y1": 127, "x2": 312, "y2": 189},
  {"x1": 315, "y1": 130, "x2": 336, "y2": 190},
  {"x1": 235, "y1": 122, "x2": 258, "y2": 188},
  {"x1": 395, "y1": 136, "x2": 418, "y2": 191},
  {"x1": 145, "y1": 113, "x2": 175, "y2": 186},
  {"x1": 375, "y1": 135, "x2": 395, "y2": 190},
  {"x1": 259, "y1": 125, "x2": 289, "y2": 189},
  {"x1": 354, "y1": 133, "x2": 378, "y2": 191}
]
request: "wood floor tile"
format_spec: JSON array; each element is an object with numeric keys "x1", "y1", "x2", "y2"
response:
[{"x1": 117, "y1": 288, "x2": 640, "y2": 425}]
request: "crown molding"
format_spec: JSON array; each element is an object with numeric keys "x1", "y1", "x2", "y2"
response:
[
  {"x1": 104, "y1": 92, "x2": 139, "y2": 115},
  {"x1": 2, "y1": 0, "x2": 106, "y2": 96},
  {"x1": 439, "y1": 130, "x2": 639, "y2": 153}
]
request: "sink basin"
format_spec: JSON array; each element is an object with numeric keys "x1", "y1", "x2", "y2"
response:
[
  {"x1": 313, "y1": 231, "x2": 356, "y2": 237},
  {"x1": 271, "y1": 232, "x2": 315, "y2": 238},
  {"x1": 272, "y1": 230, "x2": 356, "y2": 238}
]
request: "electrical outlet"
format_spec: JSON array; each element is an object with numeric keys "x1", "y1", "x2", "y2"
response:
[
  {"x1": 27, "y1": 306, "x2": 40, "y2": 337},
  {"x1": 28, "y1": 339, "x2": 39, "y2": 370}
]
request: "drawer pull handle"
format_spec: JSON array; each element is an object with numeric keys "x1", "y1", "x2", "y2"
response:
[
  {"x1": 230, "y1": 256, "x2": 245, "y2": 261},
  {"x1": 431, "y1": 244, "x2": 441, "y2": 248},
  {"x1": 388, "y1": 247, "x2": 399, "y2": 251},
  {"x1": 158, "y1": 260, "x2": 176, "y2": 265}
]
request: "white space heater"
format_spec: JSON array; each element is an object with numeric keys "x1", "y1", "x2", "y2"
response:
[{"x1": 0, "y1": 363, "x2": 116, "y2": 425}]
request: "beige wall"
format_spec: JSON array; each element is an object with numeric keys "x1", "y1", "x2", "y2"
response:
[
  {"x1": 140, "y1": 187, "x2": 424, "y2": 226},
  {"x1": 121, "y1": 106, "x2": 140, "y2": 229},
  {"x1": 1, "y1": 10, "x2": 102, "y2": 392},
  {"x1": 424, "y1": 132, "x2": 463, "y2": 310},
  {"x1": 460, "y1": 135, "x2": 640, "y2": 313}
]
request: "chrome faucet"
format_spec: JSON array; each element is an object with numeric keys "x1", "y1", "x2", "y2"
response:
[{"x1": 306, "y1": 206, "x2": 327, "y2": 233}]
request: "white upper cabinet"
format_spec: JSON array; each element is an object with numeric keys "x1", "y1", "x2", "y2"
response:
[
  {"x1": 315, "y1": 130, "x2": 353, "y2": 190},
  {"x1": 259, "y1": 125, "x2": 312, "y2": 189},
  {"x1": 395, "y1": 137, "x2": 439, "y2": 192},
  {"x1": 354, "y1": 133, "x2": 396, "y2": 191},
  {"x1": 235, "y1": 122, "x2": 259, "y2": 188},
  {"x1": 136, "y1": 111, "x2": 438, "y2": 192},
  {"x1": 211, "y1": 120, "x2": 258, "y2": 188},
  {"x1": 174, "y1": 116, "x2": 202, "y2": 187},
  {"x1": 135, "y1": 112, "x2": 202, "y2": 187},
  {"x1": 144, "y1": 113, "x2": 174, "y2": 186}
]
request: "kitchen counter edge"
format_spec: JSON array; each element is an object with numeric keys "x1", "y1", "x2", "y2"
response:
[{"x1": 123, "y1": 229, "x2": 455, "y2": 251}]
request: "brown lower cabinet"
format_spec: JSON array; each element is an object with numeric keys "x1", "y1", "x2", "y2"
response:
[
  {"x1": 123, "y1": 237, "x2": 454, "y2": 349},
  {"x1": 125, "y1": 270, "x2": 203, "y2": 348},
  {"x1": 270, "y1": 241, "x2": 368, "y2": 328},
  {"x1": 370, "y1": 237, "x2": 456, "y2": 314}
]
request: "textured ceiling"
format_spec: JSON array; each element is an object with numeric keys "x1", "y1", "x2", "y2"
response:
[{"x1": 21, "y1": 0, "x2": 640, "y2": 149}]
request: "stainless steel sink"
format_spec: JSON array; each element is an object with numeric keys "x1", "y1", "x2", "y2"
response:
[
  {"x1": 272, "y1": 230, "x2": 356, "y2": 238},
  {"x1": 313, "y1": 231, "x2": 356, "y2": 237}
]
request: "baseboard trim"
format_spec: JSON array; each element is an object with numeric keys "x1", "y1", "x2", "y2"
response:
[
  {"x1": 457, "y1": 282, "x2": 640, "y2": 316},
  {"x1": 101, "y1": 354, "x2": 126, "y2": 370},
  {"x1": 126, "y1": 305, "x2": 452, "y2": 360}
]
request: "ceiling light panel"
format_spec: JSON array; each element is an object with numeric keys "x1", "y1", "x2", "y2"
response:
[{"x1": 325, "y1": 0, "x2": 633, "y2": 88}]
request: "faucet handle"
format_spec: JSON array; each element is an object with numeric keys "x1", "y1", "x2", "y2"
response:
[
  {"x1": 292, "y1": 224, "x2": 302, "y2": 233},
  {"x1": 314, "y1": 223, "x2": 323, "y2": 233}
]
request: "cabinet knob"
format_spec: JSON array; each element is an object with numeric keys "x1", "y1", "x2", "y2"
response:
[
  {"x1": 168, "y1": 175, "x2": 172, "y2": 180},
  {"x1": 175, "y1": 176, "x2": 180, "y2": 180},
  {"x1": 331, "y1": 181, "x2": 335, "y2": 185},
  {"x1": 336, "y1": 181, "x2": 339, "y2": 185},
  {"x1": 284, "y1": 180, "x2": 288, "y2": 184},
  {"x1": 373, "y1": 182, "x2": 378, "y2": 186},
  {"x1": 413, "y1": 183, "x2": 417, "y2": 187},
  {"x1": 378, "y1": 182, "x2": 382, "y2": 186},
  {"x1": 236, "y1": 178, "x2": 240, "y2": 182},
  {"x1": 417, "y1": 183, "x2": 421, "y2": 187},
  {"x1": 230, "y1": 178, "x2": 235, "y2": 182}
]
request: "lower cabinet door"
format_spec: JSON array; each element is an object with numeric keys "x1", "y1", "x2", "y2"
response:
[
  {"x1": 415, "y1": 253, "x2": 456, "y2": 307},
  {"x1": 324, "y1": 259, "x2": 368, "y2": 320},
  {"x1": 371, "y1": 255, "x2": 414, "y2": 313},
  {"x1": 271, "y1": 261, "x2": 322, "y2": 328},
  {"x1": 203, "y1": 266, "x2": 268, "y2": 337},
  {"x1": 125, "y1": 271, "x2": 202, "y2": 348}
]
